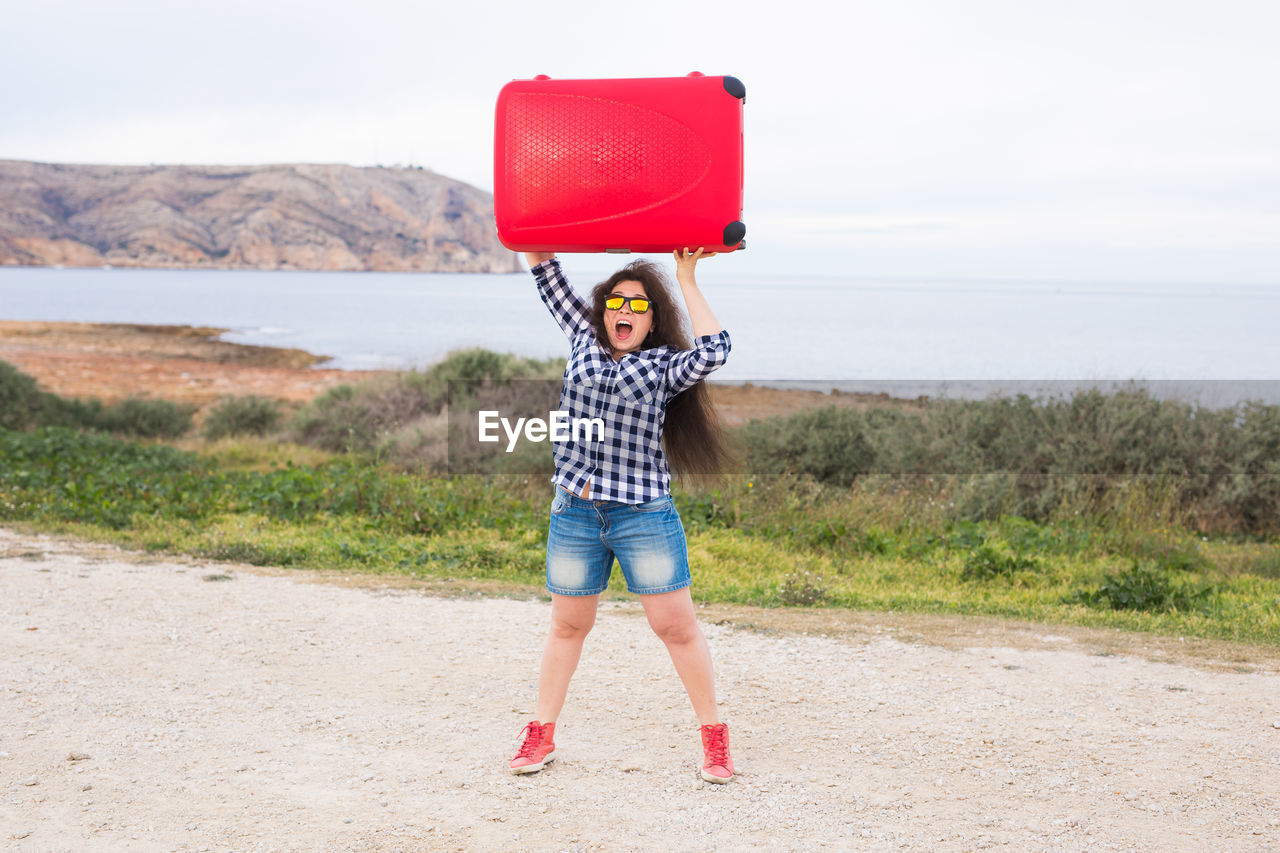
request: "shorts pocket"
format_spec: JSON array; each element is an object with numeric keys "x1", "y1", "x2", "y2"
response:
[
  {"x1": 627, "y1": 494, "x2": 673, "y2": 514},
  {"x1": 551, "y1": 487, "x2": 571, "y2": 515}
]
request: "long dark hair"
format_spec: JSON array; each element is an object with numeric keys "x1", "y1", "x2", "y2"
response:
[{"x1": 587, "y1": 259, "x2": 733, "y2": 479}]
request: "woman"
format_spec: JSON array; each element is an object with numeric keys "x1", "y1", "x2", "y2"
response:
[{"x1": 510, "y1": 247, "x2": 736, "y2": 783}]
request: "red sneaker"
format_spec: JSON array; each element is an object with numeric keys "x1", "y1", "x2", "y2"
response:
[
  {"x1": 510, "y1": 720, "x2": 556, "y2": 774},
  {"x1": 700, "y1": 722, "x2": 735, "y2": 783}
]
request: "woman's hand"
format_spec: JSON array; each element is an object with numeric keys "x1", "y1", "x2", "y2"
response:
[
  {"x1": 673, "y1": 247, "x2": 715, "y2": 286},
  {"x1": 525, "y1": 251, "x2": 557, "y2": 268}
]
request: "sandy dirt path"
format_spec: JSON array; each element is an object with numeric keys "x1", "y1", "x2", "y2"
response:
[{"x1": 3, "y1": 526, "x2": 1279, "y2": 852}]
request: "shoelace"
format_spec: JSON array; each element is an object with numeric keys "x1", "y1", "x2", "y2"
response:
[
  {"x1": 515, "y1": 722, "x2": 545, "y2": 759},
  {"x1": 702, "y1": 726, "x2": 728, "y2": 766}
]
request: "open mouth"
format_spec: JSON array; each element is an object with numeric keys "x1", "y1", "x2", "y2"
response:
[{"x1": 615, "y1": 320, "x2": 633, "y2": 342}]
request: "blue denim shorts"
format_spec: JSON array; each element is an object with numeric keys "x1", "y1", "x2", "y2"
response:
[{"x1": 545, "y1": 487, "x2": 692, "y2": 596}]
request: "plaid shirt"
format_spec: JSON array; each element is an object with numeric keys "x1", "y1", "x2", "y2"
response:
[{"x1": 532, "y1": 259, "x2": 731, "y2": 503}]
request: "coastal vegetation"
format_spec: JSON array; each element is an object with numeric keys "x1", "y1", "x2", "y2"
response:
[
  {"x1": 1, "y1": 354, "x2": 1278, "y2": 645},
  {"x1": 1, "y1": 359, "x2": 193, "y2": 437},
  {"x1": 200, "y1": 395, "x2": 283, "y2": 440}
]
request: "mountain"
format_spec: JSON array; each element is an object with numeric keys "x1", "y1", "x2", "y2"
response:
[{"x1": 0, "y1": 160, "x2": 522, "y2": 273}]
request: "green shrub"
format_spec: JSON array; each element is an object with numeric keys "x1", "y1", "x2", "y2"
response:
[
  {"x1": 93, "y1": 397, "x2": 193, "y2": 438},
  {"x1": 1, "y1": 360, "x2": 193, "y2": 437},
  {"x1": 378, "y1": 412, "x2": 450, "y2": 471},
  {"x1": 856, "y1": 526, "x2": 894, "y2": 555},
  {"x1": 289, "y1": 349, "x2": 561, "y2": 462},
  {"x1": 0, "y1": 360, "x2": 95, "y2": 430},
  {"x1": 807, "y1": 520, "x2": 847, "y2": 548},
  {"x1": 735, "y1": 388, "x2": 1280, "y2": 534},
  {"x1": 961, "y1": 544, "x2": 1041, "y2": 581},
  {"x1": 290, "y1": 376, "x2": 435, "y2": 454},
  {"x1": 1126, "y1": 539, "x2": 1212, "y2": 574},
  {"x1": 945, "y1": 520, "x2": 987, "y2": 549},
  {"x1": 202, "y1": 396, "x2": 282, "y2": 440},
  {"x1": 1213, "y1": 402, "x2": 1280, "y2": 531},
  {"x1": 427, "y1": 347, "x2": 561, "y2": 384},
  {"x1": 739, "y1": 407, "x2": 874, "y2": 486},
  {"x1": 673, "y1": 491, "x2": 735, "y2": 530},
  {"x1": 1073, "y1": 561, "x2": 1216, "y2": 612},
  {"x1": 0, "y1": 360, "x2": 46, "y2": 429}
]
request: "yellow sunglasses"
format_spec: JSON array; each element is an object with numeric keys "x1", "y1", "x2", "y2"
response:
[{"x1": 604, "y1": 295, "x2": 651, "y2": 313}]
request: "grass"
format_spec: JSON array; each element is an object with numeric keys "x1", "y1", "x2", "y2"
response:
[
  {"x1": 3, "y1": 426, "x2": 1278, "y2": 645},
  {"x1": 5, "y1": 348, "x2": 1280, "y2": 648}
]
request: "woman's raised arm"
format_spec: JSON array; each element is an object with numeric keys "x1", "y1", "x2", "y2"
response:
[
  {"x1": 673, "y1": 248, "x2": 723, "y2": 338},
  {"x1": 527, "y1": 252, "x2": 591, "y2": 340},
  {"x1": 665, "y1": 247, "x2": 731, "y2": 395}
]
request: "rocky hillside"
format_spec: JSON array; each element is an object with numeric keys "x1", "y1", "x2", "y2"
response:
[{"x1": 0, "y1": 160, "x2": 522, "y2": 273}]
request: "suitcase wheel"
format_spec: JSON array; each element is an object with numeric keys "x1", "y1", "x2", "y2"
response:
[
  {"x1": 722, "y1": 76, "x2": 746, "y2": 101},
  {"x1": 723, "y1": 221, "x2": 747, "y2": 248}
]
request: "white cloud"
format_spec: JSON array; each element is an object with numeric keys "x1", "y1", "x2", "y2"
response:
[
  {"x1": 4, "y1": 95, "x2": 496, "y2": 186},
  {"x1": 3, "y1": 0, "x2": 1279, "y2": 282}
]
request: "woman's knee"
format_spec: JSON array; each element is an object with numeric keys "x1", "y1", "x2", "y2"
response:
[
  {"x1": 641, "y1": 589, "x2": 700, "y2": 645},
  {"x1": 549, "y1": 595, "x2": 598, "y2": 640},
  {"x1": 550, "y1": 613, "x2": 595, "y2": 640},
  {"x1": 649, "y1": 613, "x2": 699, "y2": 646}
]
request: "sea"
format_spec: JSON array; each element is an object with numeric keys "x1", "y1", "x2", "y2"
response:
[{"x1": 2, "y1": 265, "x2": 1278, "y2": 407}]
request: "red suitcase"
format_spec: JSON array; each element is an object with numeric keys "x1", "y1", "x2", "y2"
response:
[{"x1": 494, "y1": 73, "x2": 746, "y2": 255}]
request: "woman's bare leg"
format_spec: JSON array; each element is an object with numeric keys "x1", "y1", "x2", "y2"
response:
[
  {"x1": 534, "y1": 593, "x2": 600, "y2": 723},
  {"x1": 639, "y1": 588, "x2": 719, "y2": 724}
]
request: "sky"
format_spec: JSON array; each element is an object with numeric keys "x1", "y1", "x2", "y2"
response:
[{"x1": 3, "y1": 0, "x2": 1278, "y2": 283}]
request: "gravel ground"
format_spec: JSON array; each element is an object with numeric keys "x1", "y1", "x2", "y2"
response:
[{"x1": 3, "y1": 526, "x2": 1279, "y2": 853}]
